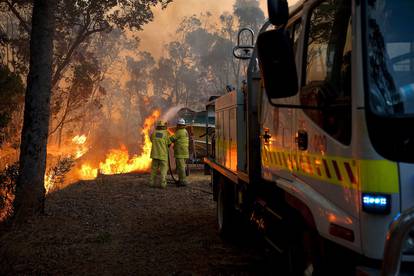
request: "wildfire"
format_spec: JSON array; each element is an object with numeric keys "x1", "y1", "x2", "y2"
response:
[{"x1": 77, "y1": 110, "x2": 161, "y2": 179}]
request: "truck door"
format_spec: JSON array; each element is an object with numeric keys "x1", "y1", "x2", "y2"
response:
[
  {"x1": 260, "y1": 19, "x2": 302, "y2": 183},
  {"x1": 293, "y1": 0, "x2": 359, "y2": 236}
]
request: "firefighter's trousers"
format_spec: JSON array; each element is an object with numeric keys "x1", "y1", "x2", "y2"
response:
[
  {"x1": 150, "y1": 159, "x2": 168, "y2": 188},
  {"x1": 176, "y1": 158, "x2": 187, "y2": 183}
]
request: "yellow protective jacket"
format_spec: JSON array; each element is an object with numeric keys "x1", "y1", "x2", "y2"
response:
[
  {"x1": 170, "y1": 128, "x2": 189, "y2": 159},
  {"x1": 150, "y1": 129, "x2": 171, "y2": 161}
]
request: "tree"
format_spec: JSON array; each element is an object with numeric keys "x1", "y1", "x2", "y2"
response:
[
  {"x1": 50, "y1": 52, "x2": 101, "y2": 147},
  {"x1": 13, "y1": 0, "x2": 56, "y2": 221},
  {"x1": 126, "y1": 52, "x2": 155, "y2": 109},
  {"x1": 234, "y1": 0, "x2": 265, "y2": 34},
  {"x1": 0, "y1": 0, "x2": 173, "y2": 145},
  {"x1": 151, "y1": 57, "x2": 175, "y2": 107},
  {"x1": 0, "y1": 0, "x2": 172, "y2": 86}
]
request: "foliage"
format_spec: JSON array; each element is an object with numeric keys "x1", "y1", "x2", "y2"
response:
[
  {"x1": 52, "y1": 0, "x2": 172, "y2": 85},
  {"x1": 0, "y1": 0, "x2": 173, "y2": 144},
  {"x1": 0, "y1": 65, "x2": 24, "y2": 146},
  {"x1": 234, "y1": 0, "x2": 265, "y2": 34},
  {"x1": 0, "y1": 161, "x2": 18, "y2": 222}
]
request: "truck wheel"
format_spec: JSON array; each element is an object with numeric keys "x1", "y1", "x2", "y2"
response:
[
  {"x1": 286, "y1": 228, "x2": 352, "y2": 276},
  {"x1": 217, "y1": 182, "x2": 236, "y2": 238},
  {"x1": 284, "y1": 225, "x2": 321, "y2": 276}
]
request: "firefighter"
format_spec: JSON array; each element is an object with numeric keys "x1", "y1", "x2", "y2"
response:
[
  {"x1": 150, "y1": 120, "x2": 171, "y2": 188},
  {"x1": 170, "y1": 118, "x2": 189, "y2": 186}
]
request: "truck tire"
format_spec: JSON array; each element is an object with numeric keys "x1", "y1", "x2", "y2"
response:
[
  {"x1": 283, "y1": 226, "x2": 318, "y2": 276},
  {"x1": 217, "y1": 181, "x2": 237, "y2": 238},
  {"x1": 296, "y1": 230, "x2": 316, "y2": 275},
  {"x1": 285, "y1": 227, "x2": 354, "y2": 276}
]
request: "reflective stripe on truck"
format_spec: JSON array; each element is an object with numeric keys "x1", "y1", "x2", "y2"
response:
[{"x1": 262, "y1": 145, "x2": 399, "y2": 193}]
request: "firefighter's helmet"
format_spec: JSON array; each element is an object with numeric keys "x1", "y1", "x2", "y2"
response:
[
  {"x1": 177, "y1": 118, "x2": 186, "y2": 126},
  {"x1": 156, "y1": 120, "x2": 166, "y2": 127}
]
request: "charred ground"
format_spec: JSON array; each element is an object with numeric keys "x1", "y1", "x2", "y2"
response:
[{"x1": 0, "y1": 170, "x2": 277, "y2": 275}]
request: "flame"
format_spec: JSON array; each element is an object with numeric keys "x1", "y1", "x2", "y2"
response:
[
  {"x1": 80, "y1": 164, "x2": 98, "y2": 180},
  {"x1": 72, "y1": 135, "x2": 87, "y2": 145},
  {"x1": 44, "y1": 173, "x2": 54, "y2": 193},
  {"x1": 78, "y1": 110, "x2": 161, "y2": 179},
  {"x1": 43, "y1": 134, "x2": 90, "y2": 192}
]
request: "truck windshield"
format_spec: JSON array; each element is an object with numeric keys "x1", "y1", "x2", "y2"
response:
[{"x1": 366, "y1": 0, "x2": 414, "y2": 116}]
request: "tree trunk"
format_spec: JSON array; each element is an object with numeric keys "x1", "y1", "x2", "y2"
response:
[{"x1": 13, "y1": 0, "x2": 55, "y2": 222}]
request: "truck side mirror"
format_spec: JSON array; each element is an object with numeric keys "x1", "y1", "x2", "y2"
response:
[
  {"x1": 268, "y1": 0, "x2": 289, "y2": 26},
  {"x1": 233, "y1": 28, "x2": 255, "y2": 60},
  {"x1": 257, "y1": 29, "x2": 298, "y2": 99}
]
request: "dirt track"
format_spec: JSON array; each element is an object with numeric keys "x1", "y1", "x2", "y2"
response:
[{"x1": 0, "y1": 170, "x2": 276, "y2": 275}]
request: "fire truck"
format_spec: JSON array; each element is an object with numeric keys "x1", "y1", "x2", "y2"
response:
[{"x1": 204, "y1": 0, "x2": 414, "y2": 274}]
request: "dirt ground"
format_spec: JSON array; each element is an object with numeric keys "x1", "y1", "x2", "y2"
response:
[{"x1": 0, "y1": 169, "x2": 277, "y2": 275}]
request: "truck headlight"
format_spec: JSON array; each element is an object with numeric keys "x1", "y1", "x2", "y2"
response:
[{"x1": 362, "y1": 193, "x2": 391, "y2": 214}]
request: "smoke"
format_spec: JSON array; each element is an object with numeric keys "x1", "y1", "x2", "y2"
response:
[
  {"x1": 161, "y1": 105, "x2": 184, "y2": 124},
  {"x1": 139, "y1": 0, "x2": 299, "y2": 58}
]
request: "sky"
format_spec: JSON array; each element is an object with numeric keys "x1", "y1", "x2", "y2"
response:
[{"x1": 138, "y1": 0, "x2": 300, "y2": 58}]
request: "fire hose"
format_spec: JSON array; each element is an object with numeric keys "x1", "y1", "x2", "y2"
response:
[{"x1": 167, "y1": 148, "x2": 178, "y2": 185}]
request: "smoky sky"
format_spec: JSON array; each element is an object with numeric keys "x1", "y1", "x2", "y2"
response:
[{"x1": 138, "y1": 0, "x2": 299, "y2": 58}]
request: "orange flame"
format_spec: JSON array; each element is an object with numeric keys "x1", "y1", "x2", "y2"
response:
[
  {"x1": 78, "y1": 110, "x2": 161, "y2": 179},
  {"x1": 44, "y1": 173, "x2": 54, "y2": 193},
  {"x1": 80, "y1": 164, "x2": 98, "y2": 180}
]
